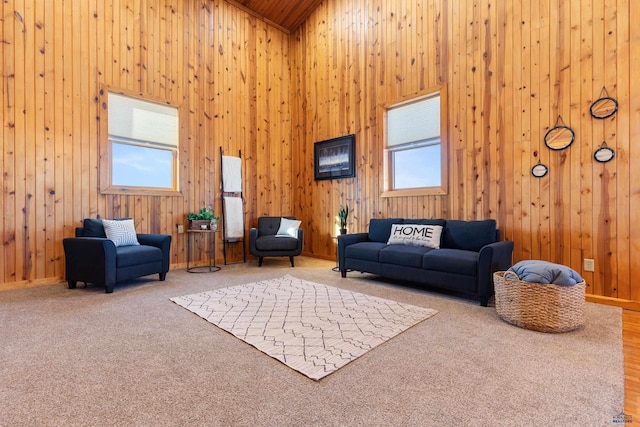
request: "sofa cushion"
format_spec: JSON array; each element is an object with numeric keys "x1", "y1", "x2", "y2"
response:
[
  {"x1": 403, "y1": 218, "x2": 447, "y2": 227},
  {"x1": 258, "y1": 217, "x2": 282, "y2": 236},
  {"x1": 344, "y1": 241, "x2": 387, "y2": 262},
  {"x1": 368, "y1": 218, "x2": 404, "y2": 243},
  {"x1": 442, "y1": 219, "x2": 497, "y2": 251},
  {"x1": 387, "y1": 224, "x2": 443, "y2": 248},
  {"x1": 116, "y1": 245, "x2": 162, "y2": 268},
  {"x1": 258, "y1": 216, "x2": 296, "y2": 236},
  {"x1": 380, "y1": 245, "x2": 434, "y2": 268},
  {"x1": 83, "y1": 217, "x2": 133, "y2": 239},
  {"x1": 83, "y1": 218, "x2": 107, "y2": 238},
  {"x1": 255, "y1": 235, "x2": 298, "y2": 251},
  {"x1": 422, "y1": 249, "x2": 478, "y2": 276}
]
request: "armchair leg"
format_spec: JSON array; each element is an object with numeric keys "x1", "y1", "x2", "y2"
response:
[
  {"x1": 159, "y1": 272, "x2": 167, "y2": 281},
  {"x1": 258, "y1": 257, "x2": 264, "y2": 267},
  {"x1": 68, "y1": 280, "x2": 77, "y2": 289},
  {"x1": 105, "y1": 284, "x2": 114, "y2": 293},
  {"x1": 289, "y1": 256, "x2": 295, "y2": 267}
]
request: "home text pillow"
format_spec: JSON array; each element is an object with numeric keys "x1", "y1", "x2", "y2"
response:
[
  {"x1": 387, "y1": 224, "x2": 443, "y2": 249},
  {"x1": 102, "y1": 219, "x2": 140, "y2": 247},
  {"x1": 276, "y1": 217, "x2": 301, "y2": 238}
]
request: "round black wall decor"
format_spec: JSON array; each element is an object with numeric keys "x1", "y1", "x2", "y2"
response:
[
  {"x1": 531, "y1": 161, "x2": 549, "y2": 178},
  {"x1": 594, "y1": 142, "x2": 615, "y2": 163},
  {"x1": 590, "y1": 87, "x2": 618, "y2": 119},
  {"x1": 544, "y1": 116, "x2": 575, "y2": 151}
]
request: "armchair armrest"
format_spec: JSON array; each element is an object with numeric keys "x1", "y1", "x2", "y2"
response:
[
  {"x1": 249, "y1": 228, "x2": 259, "y2": 253},
  {"x1": 137, "y1": 234, "x2": 172, "y2": 273},
  {"x1": 137, "y1": 233, "x2": 170, "y2": 248},
  {"x1": 296, "y1": 228, "x2": 304, "y2": 253},
  {"x1": 62, "y1": 237, "x2": 117, "y2": 288}
]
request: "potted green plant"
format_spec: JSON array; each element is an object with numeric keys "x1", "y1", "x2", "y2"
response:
[
  {"x1": 338, "y1": 204, "x2": 349, "y2": 234},
  {"x1": 187, "y1": 206, "x2": 219, "y2": 230}
]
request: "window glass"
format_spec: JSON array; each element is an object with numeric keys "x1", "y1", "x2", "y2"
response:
[
  {"x1": 111, "y1": 142, "x2": 174, "y2": 188},
  {"x1": 393, "y1": 143, "x2": 441, "y2": 189}
]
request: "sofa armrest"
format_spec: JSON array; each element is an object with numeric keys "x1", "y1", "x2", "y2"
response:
[
  {"x1": 338, "y1": 232, "x2": 369, "y2": 246},
  {"x1": 62, "y1": 237, "x2": 117, "y2": 286},
  {"x1": 338, "y1": 232, "x2": 369, "y2": 274},
  {"x1": 484, "y1": 240, "x2": 515, "y2": 271},
  {"x1": 137, "y1": 234, "x2": 172, "y2": 273},
  {"x1": 477, "y1": 240, "x2": 515, "y2": 304}
]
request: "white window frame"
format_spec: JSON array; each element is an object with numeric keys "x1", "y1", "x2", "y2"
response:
[
  {"x1": 100, "y1": 88, "x2": 181, "y2": 195},
  {"x1": 381, "y1": 86, "x2": 448, "y2": 197}
]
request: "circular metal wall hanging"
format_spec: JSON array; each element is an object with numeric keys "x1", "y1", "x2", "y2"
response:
[
  {"x1": 590, "y1": 87, "x2": 618, "y2": 119},
  {"x1": 544, "y1": 115, "x2": 575, "y2": 150},
  {"x1": 531, "y1": 161, "x2": 549, "y2": 178},
  {"x1": 594, "y1": 142, "x2": 615, "y2": 163}
]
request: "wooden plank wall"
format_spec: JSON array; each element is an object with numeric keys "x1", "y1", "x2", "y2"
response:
[
  {"x1": 0, "y1": 0, "x2": 291, "y2": 289},
  {"x1": 290, "y1": 0, "x2": 640, "y2": 302},
  {"x1": 2, "y1": 0, "x2": 639, "y2": 304}
]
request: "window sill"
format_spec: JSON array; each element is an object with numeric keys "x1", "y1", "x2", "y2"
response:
[
  {"x1": 100, "y1": 185, "x2": 183, "y2": 197},
  {"x1": 381, "y1": 187, "x2": 447, "y2": 198}
]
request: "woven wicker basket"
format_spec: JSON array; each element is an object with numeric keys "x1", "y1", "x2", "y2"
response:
[{"x1": 494, "y1": 271, "x2": 585, "y2": 333}]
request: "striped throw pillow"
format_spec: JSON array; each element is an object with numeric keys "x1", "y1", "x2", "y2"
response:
[{"x1": 102, "y1": 219, "x2": 140, "y2": 247}]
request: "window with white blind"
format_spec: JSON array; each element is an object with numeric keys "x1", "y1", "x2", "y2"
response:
[
  {"x1": 383, "y1": 89, "x2": 448, "y2": 196},
  {"x1": 101, "y1": 91, "x2": 179, "y2": 194}
]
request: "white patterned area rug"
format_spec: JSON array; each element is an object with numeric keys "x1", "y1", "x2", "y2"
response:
[{"x1": 170, "y1": 274, "x2": 437, "y2": 380}]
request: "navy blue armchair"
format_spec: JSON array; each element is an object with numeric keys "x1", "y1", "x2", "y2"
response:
[
  {"x1": 249, "y1": 216, "x2": 303, "y2": 267},
  {"x1": 63, "y1": 218, "x2": 172, "y2": 293}
]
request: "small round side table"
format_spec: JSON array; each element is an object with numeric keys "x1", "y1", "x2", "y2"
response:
[{"x1": 186, "y1": 229, "x2": 221, "y2": 273}]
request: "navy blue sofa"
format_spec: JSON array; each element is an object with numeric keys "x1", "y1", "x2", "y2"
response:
[
  {"x1": 338, "y1": 218, "x2": 513, "y2": 306},
  {"x1": 63, "y1": 218, "x2": 172, "y2": 293}
]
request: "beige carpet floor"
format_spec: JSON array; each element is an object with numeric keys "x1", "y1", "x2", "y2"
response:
[{"x1": 0, "y1": 257, "x2": 624, "y2": 426}]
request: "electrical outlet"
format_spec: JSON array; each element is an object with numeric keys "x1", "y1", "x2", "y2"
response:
[
  {"x1": 177, "y1": 225, "x2": 184, "y2": 234},
  {"x1": 583, "y1": 258, "x2": 595, "y2": 272}
]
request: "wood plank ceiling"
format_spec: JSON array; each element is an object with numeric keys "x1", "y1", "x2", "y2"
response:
[{"x1": 232, "y1": 0, "x2": 325, "y2": 31}]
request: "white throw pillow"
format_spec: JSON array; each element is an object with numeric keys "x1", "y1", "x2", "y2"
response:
[
  {"x1": 102, "y1": 219, "x2": 140, "y2": 247},
  {"x1": 387, "y1": 224, "x2": 443, "y2": 249},
  {"x1": 276, "y1": 218, "x2": 301, "y2": 238}
]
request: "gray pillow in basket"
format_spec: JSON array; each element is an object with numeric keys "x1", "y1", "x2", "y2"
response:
[{"x1": 508, "y1": 260, "x2": 583, "y2": 286}]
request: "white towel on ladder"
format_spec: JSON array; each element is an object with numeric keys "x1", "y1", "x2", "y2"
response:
[
  {"x1": 223, "y1": 197, "x2": 244, "y2": 239},
  {"x1": 222, "y1": 156, "x2": 242, "y2": 193}
]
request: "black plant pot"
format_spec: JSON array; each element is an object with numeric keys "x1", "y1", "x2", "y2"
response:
[{"x1": 340, "y1": 228, "x2": 347, "y2": 235}]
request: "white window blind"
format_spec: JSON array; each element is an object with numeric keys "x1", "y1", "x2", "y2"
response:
[
  {"x1": 108, "y1": 92, "x2": 178, "y2": 147},
  {"x1": 387, "y1": 95, "x2": 440, "y2": 147}
]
